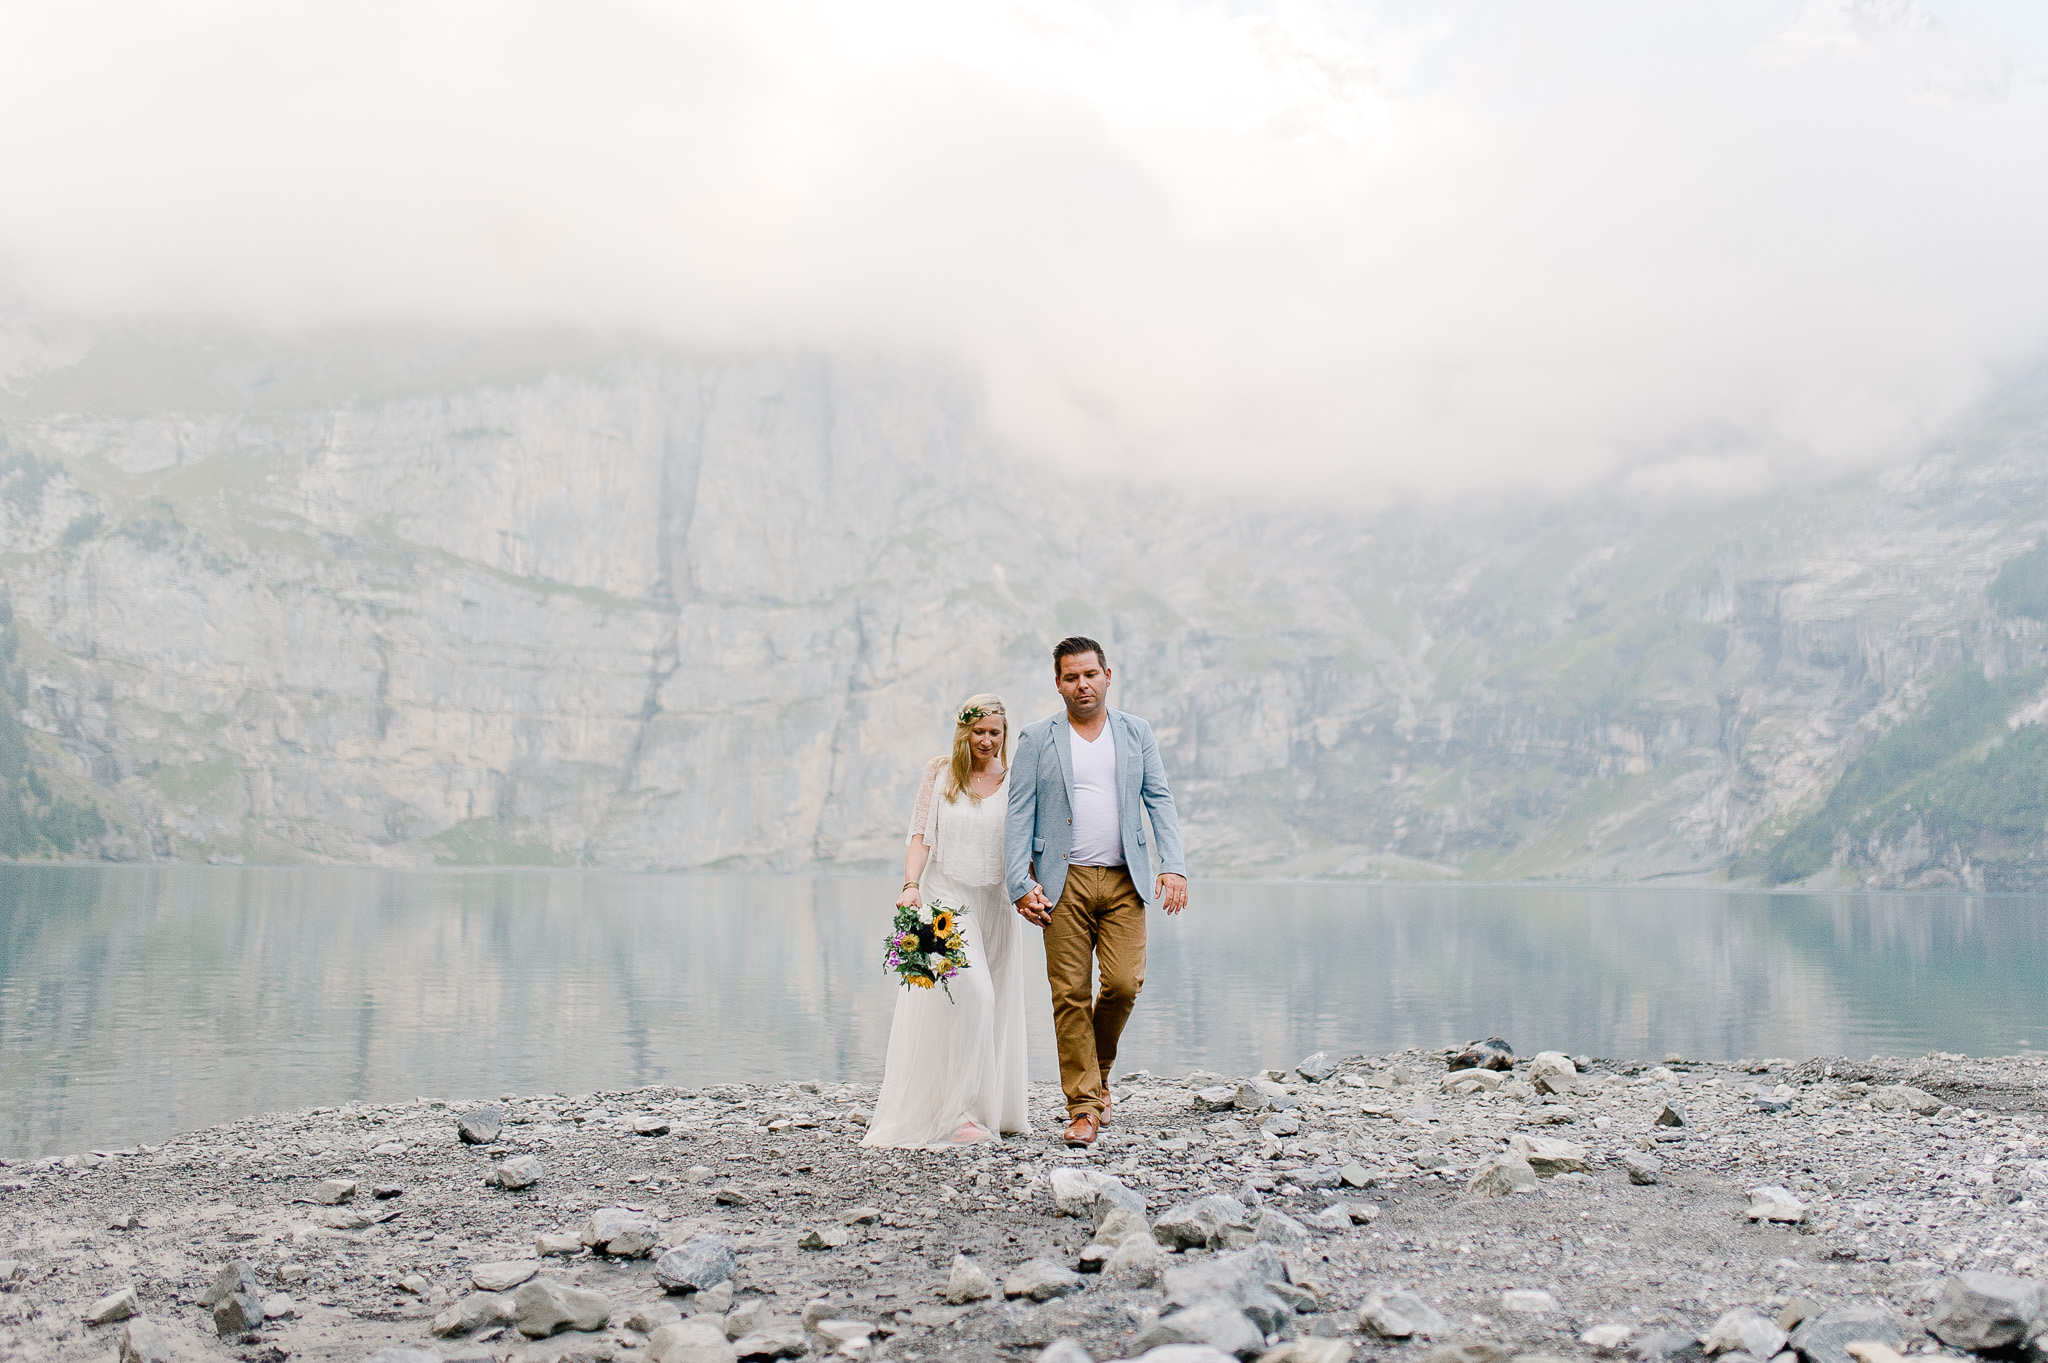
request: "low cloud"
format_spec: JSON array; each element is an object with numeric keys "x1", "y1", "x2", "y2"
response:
[{"x1": 2, "y1": 0, "x2": 2045, "y2": 501}]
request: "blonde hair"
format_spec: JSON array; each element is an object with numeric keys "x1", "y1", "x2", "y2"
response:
[{"x1": 945, "y1": 693, "x2": 1009, "y2": 803}]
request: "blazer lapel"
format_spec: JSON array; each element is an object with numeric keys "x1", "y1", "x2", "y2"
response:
[
  {"x1": 1110, "y1": 710, "x2": 1139, "y2": 808},
  {"x1": 1051, "y1": 713, "x2": 1076, "y2": 814}
]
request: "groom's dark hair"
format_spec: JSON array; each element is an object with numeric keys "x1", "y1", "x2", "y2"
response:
[{"x1": 1053, "y1": 636, "x2": 1107, "y2": 673}]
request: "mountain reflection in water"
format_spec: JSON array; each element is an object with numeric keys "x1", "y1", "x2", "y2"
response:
[{"x1": 2, "y1": 865, "x2": 2041, "y2": 1157}]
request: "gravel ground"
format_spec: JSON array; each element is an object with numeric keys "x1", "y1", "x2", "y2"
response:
[{"x1": 3, "y1": 1046, "x2": 2046, "y2": 1363}]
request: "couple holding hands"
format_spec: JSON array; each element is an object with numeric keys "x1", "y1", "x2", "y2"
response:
[{"x1": 861, "y1": 636, "x2": 1189, "y2": 1151}]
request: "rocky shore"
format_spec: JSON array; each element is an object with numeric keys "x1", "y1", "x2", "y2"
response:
[{"x1": 4, "y1": 1047, "x2": 2048, "y2": 1363}]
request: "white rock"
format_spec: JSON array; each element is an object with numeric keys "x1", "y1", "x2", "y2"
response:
[
  {"x1": 1507, "y1": 1134, "x2": 1590, "y2": 1175},
  {"x1": 312, "y1": 1177, "x2": 356, "y2": 1204},
  {"x1": 1465, "y1": 1154, "x2": 1539, "y2": 1197},
  {"x1": 814, "y1": 1320, "x2": 876, "y2": 1349},
  {"x1": 1704, "y1": 1308, "x2": 1790, "y2": 1358},
  {"x1": 583, "y1": 1207, "x2": 660, "y2": 1258},
  {"x1": 1360, "y1": 1289, "x2": 1449, "y2": 1338},
  {"x1": 1003, "y1": 1258, "x2": 1085, "y2": 1302},
  {"x1": 1502, "y1": 1289, "x2": 1558, "y2": 1313},
  {"x1": 650, "y1": 1317, "x2": 739, "y2": 1363},
  {"x1": 472, "y1": 1260, "x2": 541, "y2": 1292},
  {"x1": 83, "y1": 1285, "x2": 139, "y2": 1325},
  {"x1": 943, "y1": 1254, "x2": 996, "y2": 1304},
  {"x1": 1582, "y1": 1324, "x2": 1633, "y2": 1351},
  {"x1": 1745, "y1": 1185, "x2": 1808, "y2": 1223},
  {"x1": 1048, "y1": 1167, "x2": 1117, "y2": 1216}
]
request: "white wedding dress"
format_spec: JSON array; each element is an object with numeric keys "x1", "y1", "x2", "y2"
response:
[{"x1": 862, "y1": 758, "x2": 1031, "y2": 1147}]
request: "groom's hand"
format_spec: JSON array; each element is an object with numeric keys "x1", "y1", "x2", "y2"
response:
[
  {"x1": 1157, "y1": 873, "x2": 1188, "y2": 915},
  {"x1": 1016, "y1": 885, "x2": 1052, "y2": 927}
]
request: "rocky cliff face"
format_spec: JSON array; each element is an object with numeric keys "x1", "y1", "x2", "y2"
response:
[{"x1": 3, "y1": 326, "x2": 2046, "y2": 885}]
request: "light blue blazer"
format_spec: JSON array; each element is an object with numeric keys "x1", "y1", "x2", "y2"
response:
[{"x1": 1004, "y1": 708, "x2": 1187, "y2": 908}]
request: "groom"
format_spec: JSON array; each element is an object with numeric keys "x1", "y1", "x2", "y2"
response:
[{"x1": 1007, "y1": 636, "x2": 1188, "y2": 1147}]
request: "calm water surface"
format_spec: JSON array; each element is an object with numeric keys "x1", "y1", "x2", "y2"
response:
[{"x1": 2, "y1": 865, "x2": 2042, "y2": 1157}]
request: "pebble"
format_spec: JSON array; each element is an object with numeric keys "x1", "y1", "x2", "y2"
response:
[
  {"x1": 1465, "y1": 1154, "x2": 1538, "y2": 1197},
  {"x1": 798, "y1": 1225, "x2": 849, "y2": 1251},
  {"x1": 1296, "y1": 1052, "x2": 1339, "y2": 1083},
  {"x1": 812, "y1": 1318, "x2": 875, "y2": 1349},
  {"x1": 1656, "y1": 1101, "x2": 1687, "y2": 1128},
  {"x1": 1129, "y1": 1299, "x2": 1265, "y2": 1358},
  {"x1": 583, "y1": 1206, "x2": 660, "y2": 1257},
  {"x1": 647, "y1": 1317, "x2": 735, "y2": 1363},
  {"x1": 1582, "y1": 1324, "x2": 1634, "y2": 1351},
  {"x1": 1507, "y1": 1134, "x2": 1589, "y2": 1175},
  {"x1": 731, "y1": 1317, "x2": 808, "y2": 1359},
  {"x1": 1360, "y1": 1289, "x2": 1449, "y2": 1339},
  {"x1": 1501, "y1": 1289, "x2": 1558, "y2": 1313},
  {"x1": 1622, "y1": 1151, "x2": 1663, "y2": 1185},
  {"x1": 631, "y1": 1114, "x2": 673, "y2": 1137},
  {"x1": 1789, "y1": 1307, "x2": 1902, "y2": 1363},
  {"x1": 1153, "y1": 1193, "x2": 1255, "y2": 1250},
  {"x1": 1743, "y1": 1185, "x2": 1807, "y2": 1223},
  {"x1": 432, "y1": 1291, "x2": 517, "y2": 1337},
  {"x1": 537, "y1": 1231, "x2": 585, "y2": 1256},
  {"x1": 1702, "y1": 1307, "x2": 1787, "y2": 1358}
]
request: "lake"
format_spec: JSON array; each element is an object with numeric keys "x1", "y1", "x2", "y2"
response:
[{"x1": 2, "y1": 865, "x2": 2042, "y2": 1158}]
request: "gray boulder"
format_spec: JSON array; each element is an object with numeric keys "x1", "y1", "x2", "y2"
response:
[
  {"x1": 1154, "y1": 1194, "x2": 1257, "y2": 1250},
  {"x1": 1003, "y1": 1257, "x2": 1086, "y2": 1302},
  {"x1": 457, "y1": 1107, "x2": 503, "y2": 1144},
  {"x1": 1104, "y1": 1232, "x2": 1166, "y2": 1290},
  {"x1": 1253, "y1": 1208, "x2": 1311, "y2": 1250},
  {"x1": 654, "y1": 1237, "x2": 738, "y2": 1294},
  {"x1": 83, "y1": 1286, "x2": 139, "y2": 1325},
  {"x1": 514, "y1": 1277, "x2": 611, "y2": 1337},
  {"x1": 1926, "y1": 1272, "x2": 2044, "y2": 1352},
  {"x1": 432, "y1": 1291, "x2": 517, "y2": 1337},
  {"x1": 1164, "y1": 1244, "x2": 1293, "y2": 1333},
  {"x1": 1789, "y1": 1307, "x2": 1901, "y2": 1363},
  {"x1": 944, "y1": 1254, "x2": 996, "y2": 1304},
  {"x1": 492, "y1": 1154, "x2": 542, "y2": 1190},
  {"x1": 1702, "y1": 1308, "x2": 1788, "y2": 1359},
  {"x1": 583, "y1": 1207, "x2": 660, "y2": 1258},
  {"x1": 1622, "y1": 1152, "x2": 1663, "y2": 1185},
  {"x1": 1465, "y1": 1155, "x2": 1538, "y2": 1197},
  {"x1": 1296, "y1": 1052, "x2": 1338, "y2": 1083},
  {"x1": 117, "y1": 1319, "x2": 175, "y2": 1363},
  {"x1": 1869, "y1": 1085, "x2": 1943, "y2": 1116},
  {"x1": 1360, "y1": 1289, "x2": 1449, "y2": 1338},
  {"x1": 648, "y1": 1318, "x2": 739, "y2": 1363},
  {"x1": 1129, "y1": 1300, "x2": 1265, "y2": 1359}
]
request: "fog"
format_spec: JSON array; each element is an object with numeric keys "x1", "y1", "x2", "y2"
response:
[{"x1": 3, "y1": 0, "x2": 2046, "y2": 500}]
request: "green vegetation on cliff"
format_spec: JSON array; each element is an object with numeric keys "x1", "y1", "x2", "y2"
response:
[
  {"x1": 0, "y1": 603, "x2": 106, "y2": 858},
  {"x1": 1766, "y1": 666, "x2": 2048, "y2": 884},
  {"x1": 1989, "y1": 539, "x2": 2048, "y2": 622}
]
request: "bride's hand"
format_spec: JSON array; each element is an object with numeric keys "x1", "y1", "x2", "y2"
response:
[{"x1": 897, "y1": 886, "x2": 923, "y2": 909}]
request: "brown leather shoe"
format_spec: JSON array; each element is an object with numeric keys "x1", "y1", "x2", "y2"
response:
[
  {"x1": 1098, "y1": 1088, "x2": 1113, "y2": 1126},
  {"x1": 1062, "y1": 1113, "x2": 1100, "y2": 1147}
]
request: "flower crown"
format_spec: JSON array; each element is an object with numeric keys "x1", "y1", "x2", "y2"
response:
[{"x1": 958, "y1": 703, "x2": 1002, "y2": 726}]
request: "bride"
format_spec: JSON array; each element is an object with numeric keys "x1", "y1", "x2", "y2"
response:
[{"x1": 861, "y1": 694, "x2": 1031, "y2": 1147}]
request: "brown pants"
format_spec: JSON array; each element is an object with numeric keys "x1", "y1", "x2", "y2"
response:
[{"x1": 1044, "y1": 864, "x2": 1147, "y2": 1119}]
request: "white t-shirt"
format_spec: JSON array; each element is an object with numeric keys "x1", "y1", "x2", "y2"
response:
[{"x1": 1068, "y1": 724, "x2": 1126, "y2": 867}]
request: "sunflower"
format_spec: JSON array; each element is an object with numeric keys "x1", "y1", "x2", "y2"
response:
[
  {"x1": 896, "y1": 932, "x2": 919, "y2": 951},
  {"x1": 931, "y1": 911, "x2": 953, "y2": 936},
  {"x1": 908, "y1": 974, "x2": 936, "y2": 989}
]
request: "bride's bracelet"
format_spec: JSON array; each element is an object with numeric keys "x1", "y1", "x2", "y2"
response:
[{"x1": 902, "y1": 880, "x2": 920, "y2": 891}]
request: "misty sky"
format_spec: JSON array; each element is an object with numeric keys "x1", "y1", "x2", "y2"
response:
[{"x1": 3, "y1": 0, "x2": 2047, "y2": 501}]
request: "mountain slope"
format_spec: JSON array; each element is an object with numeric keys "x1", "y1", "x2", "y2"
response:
[{"x1": 3, "y1": 323, "x2": 2047, "y2": 886}]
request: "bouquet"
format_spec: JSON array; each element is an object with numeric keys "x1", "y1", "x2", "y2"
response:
[{"x1": 885, "y1": 901, "x2": 971, "y2": 1000}]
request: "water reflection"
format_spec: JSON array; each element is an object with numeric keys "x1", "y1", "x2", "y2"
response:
[{"x1": 1, "y1": 866, "x2": 2040, "y2": 1157}]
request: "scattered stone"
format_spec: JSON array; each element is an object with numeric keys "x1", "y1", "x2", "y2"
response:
[
  {"x1": 839, "y1": 1205, "x2": 882, "y2": 1225},
  {"x1": 1129, "y1": 1299, "x2": 1265, "y2": 1358},
  {"x1": 692, "y1": 1281, "x2": 735, "y2": 1315},
  {"x1": 367, "y1": 1350, "x2": 444, "y2": 1363},
  {"x1": 1254, "y1": 1207, "x2": 1311, "y2": 1250},
  {"x1": 457, "y1": 1107, "x2": 503, "y2": 1144},
  {"x1": 944, "y1": 1253, "x2": 997, "y2": 1304},
  {"x1": 1262, "y1": 1342, "x2": 1354, "y2": 1363},
  {"x1": 1443, "y1": 1070, "x2": 1504, "y2": 1094},
  {"x1": 724, "y1": 1300, "x2": 771, "y2": 1339},
  {"x1": 312, "y1": 1176, "x2": 357, "y2": 1204},
  {"x1": 1360, "y1": 1289, "x2": 1450, "y2": 1339},
  {"x1": 1095, "y1": 1204, "x2": 1151, "y2": 1247},
  {"x1": 1193, "y1": 1086, "x2": 1240, "y2": 1112},
  {"x1": 493, "y1": 1154, "x2": 543, "y2": 1190},
  {"x1": 1448, "y1": 1038, "x2": 1515, "y2": 1071},
  {"x1": 1656, "y1": 1101, "x2": 1687, "y2": 1128},
  {"x1": 1296, "y1": 1052, "x2": 1338, "y2": 1083},
  {"x1": 1507, "y1": 1134, "x2": 1589, "y2": 1175},
  {"x1": 1530, "y1": 1051, "x2": 1577, "y2": 1085},
  {"x1": 1868, "y1": 1086, "x2": 1943, "y2": 1117},
  {"x1": 1037, "y1": 1341, "x2": 1095, "y2": 1363},
  {"x1": 1843, "y1": 1343, "x2": 1910, "y2": 1363},
  {"x1": 799, "y1": 1225, "x2": 850, "y2": 1251},
  {"x1": 1702, "y1": 1308, "x2": 1788, "y2": 1358},
  {"x1": 371, "y1": 1183, "x2": 404, "y2": 1199},
  {"x1": 814, "y1": 1319, "x2": 876, "y2": 1349},
  {"x1": 1466, "y1": 1154, "x2": 1539, "y2": 1197},
  {"x1": 1423, "y1": 1345, "x2": 1510, "y2": 1363},
  {"x1": 649, "y1": 1316, "x2": 738, "y2": 1363},
  {"x1": 731, "y1": 1317, "x2": 809, "y2": 1359},
  {"x1": 1104, "y1": 1231, "x2": 1166, "y2": 1289},
  {"x1": 261, "y1": 1293, "x2": 296, "y2": 1319},
  {"x1": 313, "y1": 1205, "x2": 374, "y2": 1229},
  {"x1": 632, "y1": 1114, "x2": 673, "y2": 1137},
  {"x1": 472, "y1": 1259, "x2": 541, "y2": 1292},
  {"x1": 1501, "y1": 1289, "x2": 1558, "y2": 1314},
  {"x1": 1622, "y1": 1152, "x2": 1663, "y2": 1185},
  {"x1": 433, "y1": 1291, "x2": 518, "y2": 1337},
  {"x1": 1777, "y1": 1299, "x2": 1819, "y2": 1332},
  {"x1": 583, "y1": 1206, "x2": 660, "y2": 1257},
  {"x1": 82, "y1": 1285, "x2": 139, "y2": 1324},
  {"x1": 1235, "y1": 1077, "x2": 1295, "y2": 1112},
  {"x1": 1261, "y1": 1111, "x2": 1302, "y2": 1137},
  {"x1": 200, "y1": 1260, "x2": 262, "y2": 1307},
  {"x1": 1788, "y1": 1307, "x2": 1902, "y2": 1363},
  {"x1": 1154, "y1": 1193, "x2": 1257, "y2": 1250},
  {"x1": 211, "y1": 1285, "x2": 264, "y2": 1337},
  {"x1": 116, "y1": 1318, "x2": 175, "y2": 1363},
  {"x1": 1004, "y1": 1257, "x2": 1086, "y2": 1301},
  {"x1": 1164, "y1": 1244, "x2": 1293, "y2": 1332},
  {"x1": 626, "y1": 1300, "x2": 685, "y2": 1332},
  {"x1": 537, "y1": 1231, "x2": 584, "y2": 1257},
  {"x1": 654, "y1": 1236, "x2": 739, "y2": 1294},
  {"x1": 1744, "y1": 1185, "x2": 1808, "y2": 1223},
  {"x1": 514, "y1": 1276, "x2": 612, "y2": 1337},
  {"x1": 397, "y1": 1273, "x2": 431, "y2": 1295},
  {"x1": 1582, "y1": 1324, "x2": 1633, "y2": 1351},
  {"x1": 1339, "y1": 1162, "x2": 1376, "y2": 1188},
  {"x1": 1925, "y1": 1271, "x2": 2044, "y2": 1351}
]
